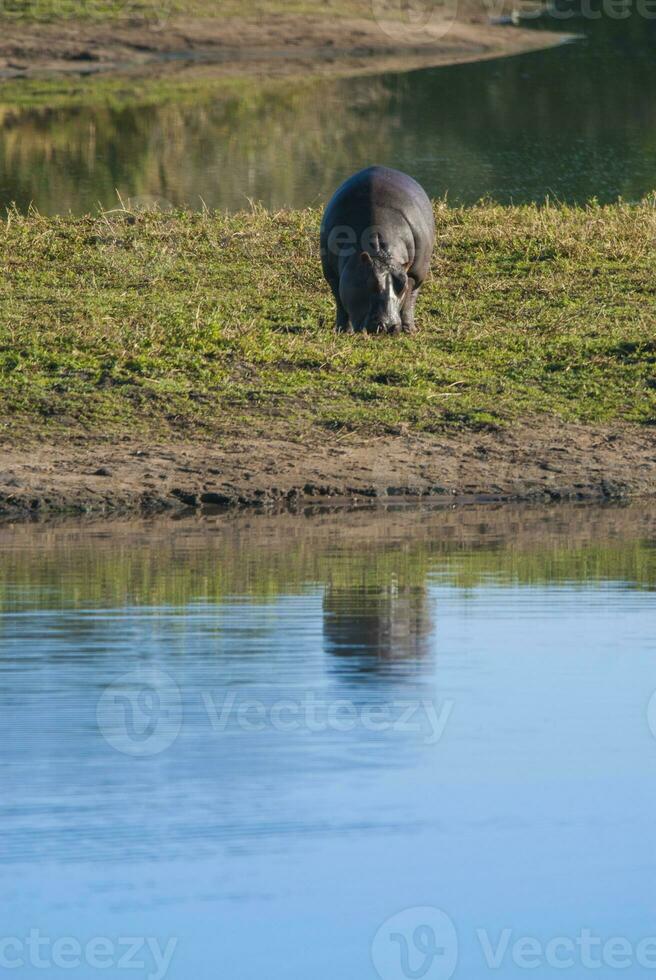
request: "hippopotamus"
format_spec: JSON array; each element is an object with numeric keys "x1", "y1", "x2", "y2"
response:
[{"x1": 320, "y1": 166, "x2": 435, "y2": 335}]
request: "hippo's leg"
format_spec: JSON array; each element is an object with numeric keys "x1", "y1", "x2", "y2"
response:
[
  {"x1": 335, "y1": 303, "x2": 352, "y2": 334},
  {"x1": 401, "y1": 280, "x2": 420, "y2": 334},
  {"x1": 326, "y1": 274, "x2": 352, "y2": 333}
]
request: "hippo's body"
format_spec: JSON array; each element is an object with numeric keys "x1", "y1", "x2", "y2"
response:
[{"x1": 320, "y1": 166, "x2": 435, "y2": 335}]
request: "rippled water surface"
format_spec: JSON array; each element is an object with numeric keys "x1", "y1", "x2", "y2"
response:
[
  {"x1": 3, "y1": 16, "x2": 656, "y2": 213},
  {"x1": 1, "y1": 504, "x2": 656, "y2": 978}
]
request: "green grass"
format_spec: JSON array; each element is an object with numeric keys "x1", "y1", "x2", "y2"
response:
[
  {"x1": 2, "y1": 199, "x2": 656, "y2": 441},
  {"x1": 0, "y1": 0, "x2": 487, "y2": 26},
  {"x1": 0, "y1": 0, "x2": 378, "y2": 22},
  {"x1": 0, "y1": 71, "x2": 263, "y2": 111}
]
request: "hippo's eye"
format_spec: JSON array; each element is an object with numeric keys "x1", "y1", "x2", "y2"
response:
[{"x1": 392, "y1": 273, "x2": 407, "y2": 295}]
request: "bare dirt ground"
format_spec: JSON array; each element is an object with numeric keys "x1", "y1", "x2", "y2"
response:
[
  {"x1": 2, "y1": 420, "x2": 656, "y2": 521},
  {"x1": 0, "y1": 14, "x2": 568, "y2": 79}
]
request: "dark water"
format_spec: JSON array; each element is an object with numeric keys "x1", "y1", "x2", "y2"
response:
[
  {"x1": 2, "y1": 15, "x2": 656, "y2": 213},
  {"x1": 2, "y1": 504, "x2": 656, "y2": 979}
]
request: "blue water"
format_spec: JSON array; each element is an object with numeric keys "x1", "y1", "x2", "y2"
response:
[{"x1": 1, "y1": 506, "x2": 656, "y2": 979}]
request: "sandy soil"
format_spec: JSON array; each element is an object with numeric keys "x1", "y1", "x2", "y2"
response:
[
  {"x1": 0, "y1": 14, "x2": 569, "y2": 79},
  {"x1": 1, "y1": 419, "x2": 655, "y2": 521}
]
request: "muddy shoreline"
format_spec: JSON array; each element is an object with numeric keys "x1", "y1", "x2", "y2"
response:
[
  {"x1": 2, "y1": 420, "x2": 655, "y2": 522},
  {"x1": 0, "y1": 14, "x2": 568, "y2": 80}
]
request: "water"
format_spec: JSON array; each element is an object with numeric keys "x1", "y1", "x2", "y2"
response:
[
  {"x1": 1, "y1": 503, "x2": 656, "y2": 979},
  {"x1": 2, "y1": 16, "x2": 656, "y2": 214}
]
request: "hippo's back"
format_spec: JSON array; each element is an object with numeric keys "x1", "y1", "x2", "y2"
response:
[
  {"x1": 321, "y1": 166, "x2": 435, "y2": 282},
  {"x1": 325, "y1": 166, "x2": 431, "y2": 221}
]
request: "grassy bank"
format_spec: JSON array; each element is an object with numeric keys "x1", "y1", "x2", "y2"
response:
[
  {"x1": 2, "y1": 0, "x2": 372, "y2": 20},
  {"x1": 0, "y1": 0, "x2": 481, "y2": 23},
  {"x1": 2, "y1": 200, "x2": 656, "y2": 442}
]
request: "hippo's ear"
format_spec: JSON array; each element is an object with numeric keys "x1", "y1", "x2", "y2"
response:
[{"x1": 359, "y1": 251, "x2": 373, "y2": 267}]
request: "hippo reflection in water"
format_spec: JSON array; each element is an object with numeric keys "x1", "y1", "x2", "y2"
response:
[
  {"x1": 323, "y1": 584, "x2": 432, "y2": 669},
  {"x1": 320, "y1": 166, "x2": 436, "y2": 335}
]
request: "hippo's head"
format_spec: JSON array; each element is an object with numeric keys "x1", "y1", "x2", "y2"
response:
[{"x1": 339, "y1": 251, "x2": 409, "y2": 335}]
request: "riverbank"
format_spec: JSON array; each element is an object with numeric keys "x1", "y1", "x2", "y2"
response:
[
  {"x1": 2, "y1": 421, "x2": 656, "y2": 521},
  {"x1": 2, "y1": 201, "x2": 656, "y2": 519},
  {"x1": 0, "y1": 7, "x2": 567, "y2": 80}
]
